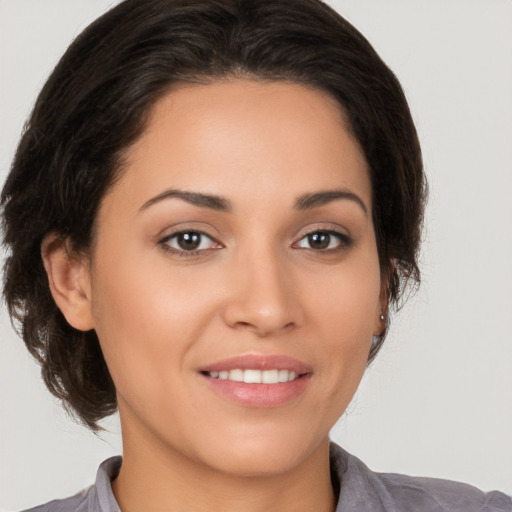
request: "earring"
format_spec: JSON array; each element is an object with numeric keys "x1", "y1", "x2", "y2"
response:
[{"x1": 380, "y1": 314, "x2": 385, "y2": 321}]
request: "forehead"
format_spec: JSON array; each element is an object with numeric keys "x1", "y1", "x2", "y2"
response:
[{"x1": 107, "y1": 79, "x2": 371, "y2": 214}]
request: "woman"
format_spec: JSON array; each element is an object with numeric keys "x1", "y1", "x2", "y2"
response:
[{"x1": 1, "y1": 0, "x2": 510, "y2": 511}]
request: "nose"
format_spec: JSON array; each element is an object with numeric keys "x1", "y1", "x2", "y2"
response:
[{"x1": 221, "y1": 247, "x2": 302, "y2": 337}]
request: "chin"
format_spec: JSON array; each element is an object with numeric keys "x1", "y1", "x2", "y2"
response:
[{"x1": 194, "y1": 427, "x2": 327, "y2": 478}]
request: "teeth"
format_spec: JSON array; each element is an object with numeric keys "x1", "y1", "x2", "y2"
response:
[
  {"x1": 262, "y1": 369, "x2": 279, "y2": 384},
  {"x1": 230, "y1": 369, "x2": 244, "y2": 382},
  {"x1": 244, "y1": 369, "x2": 261, "y2": 383},
  {"x1": 277, "y1": 370, "x2": 290, "y2": 382},
  {"x1": 208, "y1": 369, "x2": 299, "y2": 383}
]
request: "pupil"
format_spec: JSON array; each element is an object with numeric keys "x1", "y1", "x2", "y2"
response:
[
  {"x1": 178, "y1": 232, "x2": 201, "y2": 250},
  {"x1": 309, "y1": 232, "x2": 330, "y2": 249}
]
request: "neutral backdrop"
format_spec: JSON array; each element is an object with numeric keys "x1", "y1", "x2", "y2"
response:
[{"x1": 1, "y1": 1, "x2": 511, "y2": 510}]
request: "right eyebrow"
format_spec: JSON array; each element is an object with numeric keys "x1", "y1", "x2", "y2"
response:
[{"x1": 139, "y1": 188, "x2": 232, "y2": 212}]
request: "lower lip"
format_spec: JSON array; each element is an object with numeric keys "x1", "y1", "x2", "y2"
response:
[{"x1": 201, "y1": 374, "x2": 311, "y2": 407}]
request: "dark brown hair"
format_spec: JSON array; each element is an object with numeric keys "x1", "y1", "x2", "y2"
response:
[{"x1": 1, "y1": 0, "x2": 426, "y2": 431}]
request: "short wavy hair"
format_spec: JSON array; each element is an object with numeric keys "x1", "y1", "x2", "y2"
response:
[{"x1": 1, "y1": 0, "x2": 426, "y2": 431}]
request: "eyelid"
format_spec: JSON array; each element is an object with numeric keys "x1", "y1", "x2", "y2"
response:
[
  {"x1": 292, "y1": 222, "x2": 351, "y2": 240},
  {"x1": 154, "y1": 220, "x2": 221, "y2": 240}
]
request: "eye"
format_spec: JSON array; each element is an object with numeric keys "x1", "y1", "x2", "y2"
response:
[
  {"x1": 159, "y1": 231, "x2": 220, "y2": 254},
  {"x1": 295, "y1": 230, "x2": 350, "y2": 251}
]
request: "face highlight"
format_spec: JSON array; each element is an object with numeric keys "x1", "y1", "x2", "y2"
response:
[{"x1": 82, "y1": 79, "x2": 385, "y2": 477}]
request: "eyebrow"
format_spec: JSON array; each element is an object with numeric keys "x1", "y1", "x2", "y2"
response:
[
  {"x1": 140, "y1": 187, "x2": 367, "y2": 215},
  {"x1": 140, "y1": 189, "x2": 232, "y2": 212},
  {"x1": 295, "y1": 190, "x2": 368, "y2": 215}
]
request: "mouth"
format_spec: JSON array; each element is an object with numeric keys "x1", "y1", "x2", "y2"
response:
[
  {"x1": 199, "y1": 354, "x2": 312, "y2": 407},
  {"x1": 202, "y1": 368, "x2": 303, "y2": 384}
]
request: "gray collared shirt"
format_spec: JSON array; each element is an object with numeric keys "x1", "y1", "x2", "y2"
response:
[{"x1": 22, "y1": 443, "x2": 512, "y2": 511}]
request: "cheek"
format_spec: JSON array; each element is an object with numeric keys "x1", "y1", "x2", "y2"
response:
[
  {"x1": 88, "y1": 244, "x2": 214, "y2": 390},
  {"x1": 304, "y1": 251, "x2": 381, "y2": 391},
  {"x1": 311, "y1": 254, "x2": 381, "y2": 341}
]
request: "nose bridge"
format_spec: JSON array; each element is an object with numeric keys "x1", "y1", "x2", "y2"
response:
[{"x1": 223, "y1": 238, "x2": 299, "y2": 336}]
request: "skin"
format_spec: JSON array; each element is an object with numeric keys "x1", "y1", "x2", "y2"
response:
[{"x1": 44, "y1": 79, "x2": 386, "y2": 512}]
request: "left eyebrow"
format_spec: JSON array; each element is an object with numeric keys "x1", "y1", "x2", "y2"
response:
[{"x1": 294, "y1": 189, "x2": 368, "y2": 215}]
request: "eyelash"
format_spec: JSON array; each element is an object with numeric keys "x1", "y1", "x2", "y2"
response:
[
  {"x1": 157, "y1": 229, "x2": 352, "y2": 258},
  {"x1": 293, "y1": 229, "x2": 352, "y2": 252},
  {"x1": 158, "y1": 230, "x2": 221, "y2": 257}
]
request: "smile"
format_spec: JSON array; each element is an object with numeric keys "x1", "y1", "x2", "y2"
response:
[
  {"x1": 206, "y1": 369, "x2": 299, "y2": 384},
  {"x1": 199, "y1": 354, "x2": 312, "y2": 407}
]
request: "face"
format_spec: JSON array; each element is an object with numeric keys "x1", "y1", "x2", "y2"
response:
[{"x1": 83, "y1": 80, "x2": 384, "y2": 476}]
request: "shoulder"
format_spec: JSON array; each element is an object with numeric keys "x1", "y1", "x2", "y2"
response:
[
  {"x1": 20, "y1": 486, "x2": 94, "y2": 512},
  {"x1": 19, "y1": 456, "x2": 121, "y2": 512},
  {"x1": 377, "y1": 471, "x2": 512, "y2": 512},
  {"x1": 330, "y1": 443, "x2": 512, "y2": 512}
]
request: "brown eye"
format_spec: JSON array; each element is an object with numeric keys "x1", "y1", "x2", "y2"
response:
[
  {"x1": 307, "y1": 232, "x2": 331, "y2": 250},
  {"x1": 176, "y1": 232, "x2": 202, "y2": 250},
  {"x1": 295, "y1": 230, "x2": 351, "y2": 251},
  {"x1": 160, "y1": 231, "x2": 219, "y2": 253}
]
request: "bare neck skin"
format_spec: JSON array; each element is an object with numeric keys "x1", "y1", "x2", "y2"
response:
[{"x1": 112, "y1": 412, "x2": 336, "y2": 512}]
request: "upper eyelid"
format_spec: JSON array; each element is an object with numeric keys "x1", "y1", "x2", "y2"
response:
[
  {"x1": 159, "y1": 229, "x2": 220, "y2": 245},
  {"x1": 294, "y1": 229, "x2": 351, "y2": 246},
  {"x1": 298, "y1": 227, "x2": 348, "y2": 237},
  {"x1": 157, "y1": 224, "x2": 221, "y2": 241},
  {"x1": 158, "y1": 224, "x2": 350, "y2": 237},
  {"x1": 293, "y1": 224, "x2": 351, "y2": 241}
]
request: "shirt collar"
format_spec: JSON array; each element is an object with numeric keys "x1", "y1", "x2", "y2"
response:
[{"x1": 95, "y1": 443, "x2": 388, "y2": 512}]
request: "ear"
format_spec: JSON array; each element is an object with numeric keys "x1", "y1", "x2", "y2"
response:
[
  {"x1": 373, "y1": 260, "x2": 394, "y2": 336},
  {"x1": 41, "y1": 233, "x2": 95, "y2": 331}
]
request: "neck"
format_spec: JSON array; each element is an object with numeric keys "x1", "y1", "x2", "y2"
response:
[{"x1": 112, "y1": 424, "x2": 336, "y2": 512}]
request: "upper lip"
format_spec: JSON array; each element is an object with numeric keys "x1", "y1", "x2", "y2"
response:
[{"x1": 199, "y1": 354, "x2": 313, "y2": 375}]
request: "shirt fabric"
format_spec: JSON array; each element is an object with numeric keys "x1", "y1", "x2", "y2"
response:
[{"x1": 22, "y1": 442, "x2": 512, "y2": 512}]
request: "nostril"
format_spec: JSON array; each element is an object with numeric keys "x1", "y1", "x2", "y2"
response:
[{"x1": 230, "y1": 321, "x2": 255, "y2": 331}]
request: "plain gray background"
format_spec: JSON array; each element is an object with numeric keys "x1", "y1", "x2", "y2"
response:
[{"x1": 1, "y1": 1, "x2": 511, "y2": 510}]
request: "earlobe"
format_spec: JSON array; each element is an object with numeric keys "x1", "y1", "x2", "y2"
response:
[
  {"x1": 41, "y1": 233, "x2": 95, "y2": 331},
  {"x1": 372, "y1": 309, "x2": 386, "y2": 337},
  {"x1": 373, "y1": 264, "x2": 393, "y2": 336}
]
